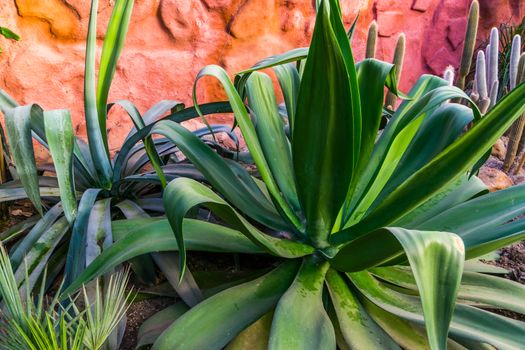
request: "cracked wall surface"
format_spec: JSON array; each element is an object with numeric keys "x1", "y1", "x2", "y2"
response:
[{"x1": 0, "y1": 0, "x2": 523, "y2": 155}]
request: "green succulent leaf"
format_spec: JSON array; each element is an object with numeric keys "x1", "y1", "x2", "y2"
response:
[
  {"x1": 4, "y1": 105, "x2": 44, "y2": 215},
  {"x1": 63, "y1": 188, "x2": 101, "y2": 288},
  {"x1": 372, "y1": 266, "x2": 525, "y2": 315},
  {"x1": 96, "y1": 0, "x2": 134, "y2": 143},
  {"x1": 43, "y1": 109, "x2": 77, "y2": 223},
  {"x1": 84, "y1": 0, "x2": 113, "y2": 187},
  {"x1": 193, "y1": 65, "x2": 302, "y2": 230},
  {"x1": 333, "y1": 228, "x2": 464, "y2": 350},
  {"x1": 152, "y1": 261, "x2": 300, "y2": 350},
  {"x1": 61, "y1": 218, "x2": 264, "y2": 297},
  {"x1": 163, "y1": 177, "x2": 314, "y2": 279},
  {"x1": 136, "y1": 303, "x2": 189, "y2": 349},
  {"x1": 346, "y1": 80, "x2": 525, "y2": 238},
  {"x1": 292, "y1": 0, "x2": 359, "y2": 246},
  {"x1": 273, "y1": 63, "x2": 300, "y2": 132},
  {"x1": 325, "y1": 269, "x2": 399, "y2": 349},
  {"x1": 269, "y1": 256, "x2": 335, "y2": 350},
  {"x1": 246, "y1": 72, "x2": 300, "y2": 212}
]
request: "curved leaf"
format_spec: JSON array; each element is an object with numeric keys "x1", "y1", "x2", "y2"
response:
[
  {"x1": 292, "y1": 0, "x2": 359, "y2": 246},
  {"x1": 333, "y1": 227, "x2": 464, "y2": 350},
  {"x1": 269, "y1": 256, "x2": 335, "y2": 350},
  {"x1": 4, "y1": 105, "x2": 43, "y2": 215},
  {"x1": 152, "y1": 261, "x2": 300, "y2": 350},
  {"x1": 325, "y1": 269, "x2": 399, "y2": 349},
  {"x1": 44, "y1": 109, "x2": 77, "y2": 223},
  {"x1": 61, "y1": 218, "x2": 265, "y2": 296},
  {"x1": 163, "y1": 177, "x2": 313, "y2": 278}
]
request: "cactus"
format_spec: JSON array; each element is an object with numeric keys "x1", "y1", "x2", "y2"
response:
[
  {"x1": 385, "y1": 33, "x2": 406, "y2": 109},
  {"x1": 504, "y1": 49, "x2": 525, "y2": 171},
  {"x1": 366, "y1": 21, "x2": 378, "y2": 59},
  {"x1": 443, "y1": 65, "x2": 455, "y2": 86},
  {"x1": 509, "y1": 35, "x2": 522, "y2": 89},
  {"x1": 457, "y1": 0, "x2": 479, "y2": 90},
  {"x1": 472, "y1": 50, "x2": 491, "y2": 113},
  {"x1": 488, "y1": 27, "x2": 499, "y2": 97}
]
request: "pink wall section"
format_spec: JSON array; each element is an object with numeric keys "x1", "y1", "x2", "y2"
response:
[{"x1": 0, "y1": 0, "x2": 524, "y2": 156}]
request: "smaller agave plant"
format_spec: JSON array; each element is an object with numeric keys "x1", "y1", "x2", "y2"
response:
[
  {"x1": 0, "y1": 0, "x2": 237, "y2": 299},
  {"x1": 65, "y1": 0, "x2": 525, "y2": 349}
]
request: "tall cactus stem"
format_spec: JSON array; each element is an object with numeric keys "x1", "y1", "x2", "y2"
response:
[
  {"x1": 476, "y1": 50, "x2": 488, "y2": 99},
  {"x1": 385, "y1": 33, "x2": 406, "y2": 109},
  {"x1": 457, "y1": 0, "x2": 479, "y2": 90},
  {"x1": 509, "y1": 35, "x2": 521, "y2": 90},
  {"x1": 488, "y1": 27, "x2": 499, "y2": 92},
  {"x1": 366, "y1": 20, "x2": 378, "y2": 59}
]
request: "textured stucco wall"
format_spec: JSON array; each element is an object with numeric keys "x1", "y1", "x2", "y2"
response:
[{"x1": 0, "y1": 0, "x2": 523, "y2": 155}]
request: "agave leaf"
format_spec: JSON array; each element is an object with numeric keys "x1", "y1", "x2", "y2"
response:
[
  {"x1": 112, "y1": 102, "x2": 232, "y2": 181},
  {"x1": 151, "y1": 120, "x2": 289, "y2": 231},
  {"x1": 273, "y1": 63, "x2": 300, "y2": 133},
  {"x1": 0, "y1": 215, "x2": 39, "y2": 243},
  {"x1": 269, "y1": 256, "x2": 335, "y2": 350},
  {"x1": 246, "y1": 72, "x2": 300, "y2": 212},
  {"x1": 163, "y1": 177, "x2": 313, "y2": 279},
  {"x1": 371, "y1": 104, "x2": 475, "y2": 211},
  {"x1": 417, "y1": 183, "x2": 525, "y2": 241},
  {"x1": 325, "y1": 269, "x2": 399, "y2": 349},
  {"x1": 334, "y1": 228, "x2": 464, "y2": 350},
  {"x1": 43, "y1": 109, "x2": 77, "y2": 223},
  {"x1": 4, "y1": 105, "x2": 43, "y2": 215},
  {"x1": 115, "y1": 199, "x2": 157, "y2": 285},
  {"x1": 226, "y1": 312, "x2": 273, "y2": 350},
  {"x1": 372, "y1": 266, "x2": 525, "y2": 315},
  {"x1": 393, "y1": 174, "x2": 486, "y2": 228},
  {"x1": 84, "y1": 0, "x2": 113, "y2": 187},
  {"x1": 14, "y1": 217, "x2": 69, "y2": 293},
  {"x1": 152, "y1": 261, "x2": 299, "y2": 350},
  {"x1": 347, "y1": 80, "x2": 525, "y2": 239},
  {"x1": 61, "y1": 218, "x2": 264, "y2": 296},
  {"x1": 63, "y1": 188, "x2": 101, "y2": 288},
  {"x1": 292, "y1": 0, "x2": 359, "y2": 246},
  {"x1": 351, "y1": 271, "x2": 525, "y2": 349},
  {"x1": 85, "y1": 198, "x2": 112, "y2": 266},
  {"x1": 136, "y1": 303, "x2": 189, "y2": 349},
  {"x1": 193, "y1": 65, "x2": 301, "y2": 230},
  {"x1": 10, "y1": 202, "x2": 64, "y2": 270},
  {"x1": 110, "y1": 100, "x2": 167, "y2": 187},
  {"x1": 237, "y1": 48, "x2": 308, "y2": 75},
  {"x1": 96, "y1": 0, "x2": 134, "y2": 138},
  {"x1": 0, "y1": 187, "x2": 61, "y2": 202}
]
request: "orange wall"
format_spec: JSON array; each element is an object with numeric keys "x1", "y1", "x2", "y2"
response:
[{"x1": 0, "y1": 0, "x2": 523, "y2": 156}]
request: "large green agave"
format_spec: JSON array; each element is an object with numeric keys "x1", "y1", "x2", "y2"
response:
[{"x1": 65, "y1": 0, "x2": 525, "y2": 349}]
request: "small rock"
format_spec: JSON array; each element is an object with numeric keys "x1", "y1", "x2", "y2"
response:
[
  {"x1": 491, "y1": 138, "x2": 507, "y2": 161},
  {"x1": 479, "y1": 167, "x2": 513, "y2": 192}
]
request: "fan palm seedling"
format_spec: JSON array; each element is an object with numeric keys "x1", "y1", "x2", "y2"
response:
[
  {"x1": 63, "y1": 0, "x2": 525, "y2": 349},
  {"x1": 0, "y1": 243, "x2": 132, "y2": 350},
  {"x1": 0, "y1": 0, "x2": 237, "y2": 296}
]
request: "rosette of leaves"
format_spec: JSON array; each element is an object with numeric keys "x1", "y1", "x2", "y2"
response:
[
  {"x1": 64, "y1": 0, "x2": 525, "y2": 349},
  {"x1": 0, "y1": 0, "x2": 237, "y2": 296}
]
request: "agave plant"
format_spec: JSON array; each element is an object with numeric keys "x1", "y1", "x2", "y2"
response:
[
  {"x1": 0, "y1": 0, "x2": 238, "y2": 296},
  {"x1": 0, "y1": 243, "x2": 132, "y2": 350},
  {"x1": 63, "y1": 0, "x2": 525, "y2": 349}
]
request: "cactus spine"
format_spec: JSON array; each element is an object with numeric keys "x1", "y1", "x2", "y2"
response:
[
  {"x1": 366, "y1": 21, "x2": 378, "y2": 59},
  {"x1": 457, "y1": 0, "x2": 479, "y2": 89},
  {"x1": 385, "y1": 33, "x2": 406, "y2": 109}
]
